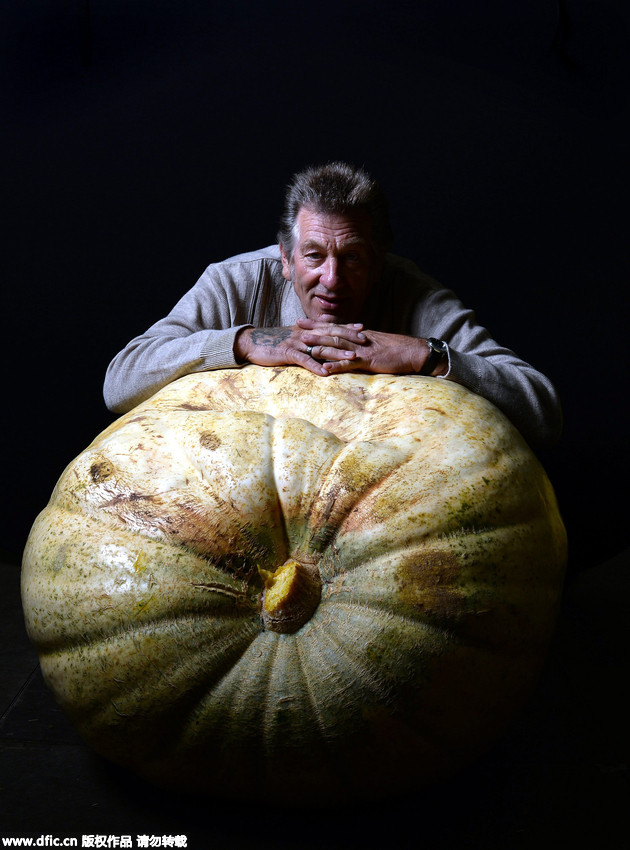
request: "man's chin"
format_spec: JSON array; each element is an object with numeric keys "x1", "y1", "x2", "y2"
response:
[{"x1": 312, "y1": 305, "x2": 352, "y2": 324}]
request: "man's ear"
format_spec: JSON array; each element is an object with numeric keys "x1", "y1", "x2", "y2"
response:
[{"x1": 279, "y1": 244, "x2": 292, "y2": 281}]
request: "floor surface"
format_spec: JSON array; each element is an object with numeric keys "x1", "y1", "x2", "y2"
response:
[{"x1": 1, "y1": 551, "x2": 628, "y2": 848}]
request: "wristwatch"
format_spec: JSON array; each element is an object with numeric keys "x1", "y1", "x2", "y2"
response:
[{"x1": 419, "y1": 338, "x2": 448, "y2": 376}]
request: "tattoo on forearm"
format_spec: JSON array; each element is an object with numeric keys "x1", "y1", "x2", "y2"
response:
[{"x1": 251, "y1": 327, "x2": 293, "y2": 348}]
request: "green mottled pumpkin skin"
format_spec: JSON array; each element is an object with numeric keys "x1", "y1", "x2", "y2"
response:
[{"x1": 21, "y1": 367, "x2": 567, "y2": 800}]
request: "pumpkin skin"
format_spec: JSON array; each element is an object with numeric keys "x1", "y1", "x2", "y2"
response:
[{"x1": 21, "y1": 366, "x2": 566, "y2": 800}]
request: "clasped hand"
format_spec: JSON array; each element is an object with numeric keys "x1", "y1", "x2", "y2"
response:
[{"x1": 236, "y1": 319, "x2": 431, "y2": 377}]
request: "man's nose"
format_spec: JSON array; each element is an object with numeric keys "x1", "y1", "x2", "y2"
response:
[{"x1": 320, "y1": 257, "x2": 341, "y2": 288}]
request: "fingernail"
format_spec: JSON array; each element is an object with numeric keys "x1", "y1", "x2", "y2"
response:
[{"x1": 357, "y1": 333, "x2": 366, "y2": 341}]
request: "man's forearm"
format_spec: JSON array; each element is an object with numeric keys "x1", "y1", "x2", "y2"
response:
[{"x1": 103, "y1": 327, "x2": 246, "y2": 413}]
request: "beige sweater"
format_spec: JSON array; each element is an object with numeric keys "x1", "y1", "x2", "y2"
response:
[{"x1": 104, "y1": 246, "x2": 562, "y2": 450}]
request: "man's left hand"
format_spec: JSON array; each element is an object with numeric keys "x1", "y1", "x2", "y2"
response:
[{"x1": 297, "y1": 319, "x2": 447, "y2": 377}]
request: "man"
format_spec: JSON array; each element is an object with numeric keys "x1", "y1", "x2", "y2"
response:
[{"x1": 104, "y1": 162, "x2": 562, "y2": 450}]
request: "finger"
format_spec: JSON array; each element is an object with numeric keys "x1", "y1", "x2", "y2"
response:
[
  {"x1": 299, "y1": 357, "x2": 330, "y2": 377},
  {"x1": 289, "y1": 347, "x2": 330, "y2": 376},
  {"x1": 321, "y1": 359, "x2": 362, "y2": 374},
  {"x1": 297, "y1": 318, "x2": 364, "y2": 331},
  {"x1": 297, "y1": 319, "x2": 366, "y2": 341},
  {"x1": 302, "y1": 328, "x2": 366, "y2": 346},
  {"x1": 308, "y1": 344, "x2": 356, "y2": 362},
  {"x1": 303, "y1": 335, "x2": 357, "y2": 353}
]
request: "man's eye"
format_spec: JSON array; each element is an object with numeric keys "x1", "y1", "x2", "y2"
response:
[{"x1": 306, "y1": 253, "x2": 322, "y2": 261}]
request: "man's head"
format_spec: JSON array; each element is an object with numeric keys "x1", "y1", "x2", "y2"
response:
[{"x1": 278, "y1": 162, "x2": 393, "y2": 323}]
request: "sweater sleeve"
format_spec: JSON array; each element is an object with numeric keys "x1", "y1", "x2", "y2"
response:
[
  {"x1": 411, "y1": 285, "x2": 563, "y2": 450},
  {"x1": 103, "y1": 262, "x2": 257, "y2": 413}
]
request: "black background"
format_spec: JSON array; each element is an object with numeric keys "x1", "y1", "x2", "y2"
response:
[{"x1": 2, "y1": 0, "x2": 629, "y2": 572}]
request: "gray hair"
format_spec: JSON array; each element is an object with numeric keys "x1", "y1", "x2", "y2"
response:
[{"x1": 277, "y1": 162, "x2": 393, "y2": 258}]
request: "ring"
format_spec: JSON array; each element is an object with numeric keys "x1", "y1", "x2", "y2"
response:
[{"x1": 306, "y1": 345, "x2": 314, "y2": 357}]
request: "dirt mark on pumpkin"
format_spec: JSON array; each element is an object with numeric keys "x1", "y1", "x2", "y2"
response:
[
  {"x1": 191, "y1": 581, "x2": 254, "y2": 610},
  {"x1": 105, "y1": 492, "x2": 156, "y2": 508},
  {"x1": 199, "y1": 431, "x2": 221, "y2": 450},
  {"x1": 396, "y1": 549, "x2": 465, "y2": 622},
  {"x1": 90, "y1": 459, "x2": 114, "y2": 483},
  {"x1": 179, "y1": 402, "x2": 210, "y2": 412}
]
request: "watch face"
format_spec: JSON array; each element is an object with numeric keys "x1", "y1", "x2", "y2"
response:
[{"x1": 428, "y1": 338, "x2": 447, "y2": 355}]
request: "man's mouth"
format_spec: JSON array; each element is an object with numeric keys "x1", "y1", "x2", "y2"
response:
[{"x1": 314, "y1": 294, "x2": 344, "y2": 311}]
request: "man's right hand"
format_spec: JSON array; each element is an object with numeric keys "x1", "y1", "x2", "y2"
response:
[{"x1": 234, "y1": 324, "x2": 364, "y2": 376}]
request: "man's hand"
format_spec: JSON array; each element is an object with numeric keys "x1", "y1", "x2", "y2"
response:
[
  {"x1": 235, "y1": 323, "x2": 366, "y2": 377},
  {"x1": 298, "y1": 319, "x2": 448, "y2": 377}
]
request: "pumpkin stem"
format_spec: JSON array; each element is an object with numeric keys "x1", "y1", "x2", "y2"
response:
[{"x1": 259, "y1": 558, "x2": 322, "y2": 634}]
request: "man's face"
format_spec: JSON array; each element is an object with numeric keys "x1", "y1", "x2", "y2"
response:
[{"x1": 280, "y1": 208, "x2": 381, "y2": 323}]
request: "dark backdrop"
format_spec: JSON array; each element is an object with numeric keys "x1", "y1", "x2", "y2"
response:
[{"x1": 2, "y1": 0, "x2": 629, "y2": 572}]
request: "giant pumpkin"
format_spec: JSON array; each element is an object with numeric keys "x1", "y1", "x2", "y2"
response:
[{"x1": 21, "y1": 367, "x2": 566, "y2": 799}]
